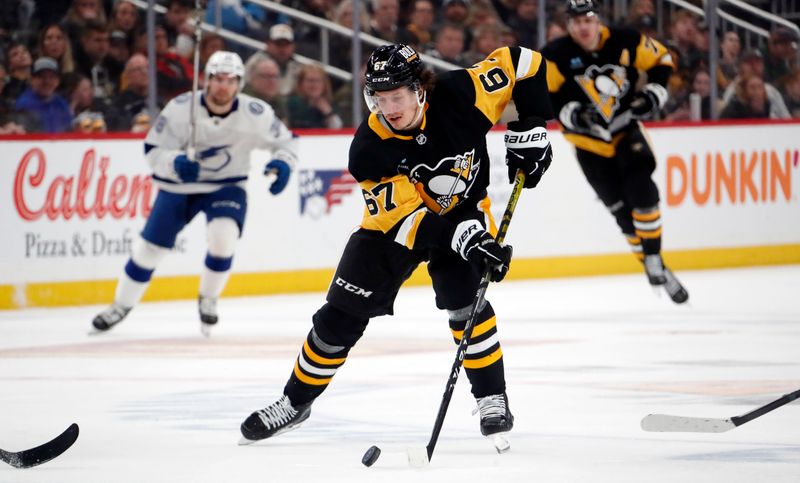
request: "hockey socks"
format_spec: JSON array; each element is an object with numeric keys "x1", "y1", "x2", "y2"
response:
[
  {"x1": 284, "y1": 329, "x2": 351, "y2": 406},
  {"x1": 448, "y1": 302, "x2": 506, "y2": 398}
]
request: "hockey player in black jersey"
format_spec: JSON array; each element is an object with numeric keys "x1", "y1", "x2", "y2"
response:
[
  {"x1": 541, "y1": 0, "x2": 688, "y2": 303},
  {"x1": 240, "y1": 43, "x2": 554, "y2": 449}
]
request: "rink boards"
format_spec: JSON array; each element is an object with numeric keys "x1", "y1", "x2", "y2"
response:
[{"x1": 1, "y1": 120, "x2": 799, "y2": 308}]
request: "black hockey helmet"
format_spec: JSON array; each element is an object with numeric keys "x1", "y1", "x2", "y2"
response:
[
  {"x1": 364, "y1": 44, "x2": 423, "y2": 94},
  {"x1": 566, "y1": 0, "x2": 599, "y2": 17}
]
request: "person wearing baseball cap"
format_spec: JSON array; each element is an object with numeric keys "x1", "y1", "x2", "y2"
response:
[
  {"x1": 764, "y1": 27, "x2": 800, "y2": 82},
  {"x1": 266, "y1": 24, "x2": 302, "y2": 96},
  {"x1": 14, "y1": 57, "x2": 73, "y2": 133}
]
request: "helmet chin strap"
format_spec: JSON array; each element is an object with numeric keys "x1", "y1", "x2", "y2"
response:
[{"x1": 399, "y1": 89, "x2": 427, "y2": 131}]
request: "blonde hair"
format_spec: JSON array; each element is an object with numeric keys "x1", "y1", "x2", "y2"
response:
[
  {"x1": 37, "y1": 24, "x2": 75, "y2": 74},
  {"x1": 64, "y1": 0, "x2": 108, "y2": 26}
]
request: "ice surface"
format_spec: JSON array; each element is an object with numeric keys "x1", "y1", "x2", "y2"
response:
[{"x1": 1, "y1": 266, "x2": 799, "y2": 482}]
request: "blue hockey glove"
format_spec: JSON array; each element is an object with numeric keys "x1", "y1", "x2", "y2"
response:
[
  {"x1": 265, "y1": 159, "x2": 291, "y2": 195},
  {"x1": 174, "y1": 153, "x2": 199, "y2": 182}
]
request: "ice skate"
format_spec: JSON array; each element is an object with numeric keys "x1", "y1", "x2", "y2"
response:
[
  {"x1": 239, "y1": 395, "x2": 312, "y2": 444},
  {"x1": 643, "y1": 254, "x2": 667, "y2": 285},
  {"x1": 473, "y1": 392, "x2": 514, "y2": 453},
  {"x1": 198, "y1": 296, "x2": 218, "y2": 336},
  {"x1": 664, "y1": 268, "x2": 689, "y2": 304},
  {"x1": 92, "y1": 303, "x2": 131, "y2": 332}
]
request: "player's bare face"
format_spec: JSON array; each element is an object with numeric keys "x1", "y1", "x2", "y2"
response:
[
  {"x1": 374, "y1": 86, "x2": 422, "y2": 130},
  {"x1": 569, "y1": 14, "x2": 601, "y2": 51},
  {"x1": 206, "y1": 74, "x2": 239, "y2": 113}
]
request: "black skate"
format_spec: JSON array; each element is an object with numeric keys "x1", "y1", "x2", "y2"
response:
[
  {"x1": 92, "y1": 303, "x2": 131, "y2": 331},
  {"x1": 239, "y1": 395, "x2": 312, "y2": 444},
  {"x1": 643, "y1": 254, "x2": 667, "y2": 285},
  {"x1": 198, "y1": 296, "x2": 218, "y2": 336},
  {"x1": 664, "y1": 268, "x2": 689, "y2": 304},
  {"x1": 473, "y1": 392, "x2": 514, "y2": 453}
]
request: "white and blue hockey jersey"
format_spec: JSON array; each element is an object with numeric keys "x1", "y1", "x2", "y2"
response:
[{"x1": 144, "y1": 91, "x2": 298, "y2": 194}]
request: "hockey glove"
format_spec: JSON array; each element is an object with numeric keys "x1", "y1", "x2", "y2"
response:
[
  {"x1": 505, "y1": 117, "x2": 552, "y2": 189},
  {"x1": 174, "y1": 153, "x2": 199, "y2": 182},
  {"x1": 558, "y1": 101, "x2": 611, "y2": 141},
  {"x1": 452, "y1": 220, "x2": 513, "y2": 282},
  {"x1": 264, "y1": 159, "x2": 291, "y2": 195},
  {"x1": 630, "y1": 83, "x2": 668, "y2": 120}
]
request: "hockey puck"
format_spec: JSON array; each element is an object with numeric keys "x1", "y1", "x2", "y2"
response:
[{"x1": 361, "y1": 445, "x2": 381, "y2": 467}]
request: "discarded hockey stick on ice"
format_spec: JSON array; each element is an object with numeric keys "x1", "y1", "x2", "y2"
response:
[
  {"x1": 408, "y1": 170, "x2": 526, "y2": 467},
  {"x1": 641, "y1": 388, "x2": 800, "y2": 433},
  {"x1": 0, "y1": 423, "x2": 79, "y2": 469}
]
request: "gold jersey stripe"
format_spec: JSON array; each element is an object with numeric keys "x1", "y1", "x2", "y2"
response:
[
  {"x1": 478, "y1": 196, "x2": 498, "y2": 236},
  {"x1": 293, "y1": 360, "x2": 333, "y2": 385},
  {"x1": 467, "y1": 47, "x2": 542, "y2": 124},
  {"x1": 545, "y1": 59, "x2": 565, "y2": 93},
  {"x1": 463, "y1": 347, "x2": 503, "y2": 369},
  {"x1": 563, "y1": 132, "x2": 625, "y2": 157},
  {"x1": 450, "y1": 315, "x2": 497, "y2": 340},
  {"x1": 634, "y1": 34, "x2": 674, "y2": 71},
  {"x1": 302, "y1": 340, "x2": 346, "y2": 365},
  {"x1": 625, "y1": 235, "x2": 642, "y2": 244},
  {"x1": 360, "y1": 175, "x2": 425, "y2": 235}
]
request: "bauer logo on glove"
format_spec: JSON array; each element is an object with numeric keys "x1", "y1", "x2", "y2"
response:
[{"x1": 504, "y1": 116, "x2": 553, "y2": 189}]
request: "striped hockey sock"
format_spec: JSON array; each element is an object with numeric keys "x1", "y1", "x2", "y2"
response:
[
  {"x1": 632, "y1": 206, "x2": 662, "y2": 255},
  {"x1": 449, "y1": 302, "x2": 506, "y2": 398},
  {"x1": 284, "y1": 329, "x2": 350, "y2": 405}
]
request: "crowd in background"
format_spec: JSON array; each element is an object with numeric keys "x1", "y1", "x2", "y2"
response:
[{"x1": 1, "y1": 0, "x2": 798, "y2": 134}]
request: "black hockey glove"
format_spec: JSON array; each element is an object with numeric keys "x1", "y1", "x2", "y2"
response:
[
  {"x1": 630, "y1": 83, "x2": 668, "y2": 120},
  {"x1": 451, "y1": 220, "x2": 513, "y2": 282},
  {"x1": 504, "y1": 117, "x2": 552, "y2": 189}
]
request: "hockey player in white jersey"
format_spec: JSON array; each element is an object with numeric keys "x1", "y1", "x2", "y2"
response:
[{"x1": 92, "y1": 51, "x2": 298, "y2": 335}]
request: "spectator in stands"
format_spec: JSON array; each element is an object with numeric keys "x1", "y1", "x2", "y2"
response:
[
  {"x1": 204, "y1": 0, "x2": 267, "y2": 41},
  {"x1": 199, "y1": 32, "x2": 226, "y2": 73},
  {"x1": 763, "y1": 27, "x2": 799, "y2": 83},
  {"x1": 243, "y1": 53, "x2": 288, "y2": 123},
  {"x1": 265, "y1": 24, "x2": 303, "y2": 97},
  {"x1": 506, "y1": 0, "x2": 539, "y2": 49},
  {"x1": 623, "y1": 0, "x2": 655, "y2": 30},
  {"x1": 109, "y1": 0, "x2": 140, "y2": 39},
  {"x1": 720, "y1": 74, "x2": 784, "y2": 119},
  {"x1": 719, "y1": 31, "x2": 741, "y2": 85},
  {"x1": 287, "y1": 64, "x2": 343, "y2": 129},
  {"x1": 14, "y1": 57, "x2": 72, "y2": 133},
  {"x1": 61, "y1": 0, "x2": 107, "y2": 48},
  {"x1": 368, "y1": 0, "x2": 418, "y2": 45},
  {"x1": 463, "y1": 23, "x2": 502, "y2": 66},
  {"x1": 147, "y1": 24, "x2": 192, "y2": 101},
  {"x1": 631, "y1": 14, "x2": 657, "y2": 39},
  {"x1": 160, "y1": 0, "x2": 195, "y2": 59},
  {"x1": 332, "y1": 61, "x2": 369, "y2": 128},
  {"x1": 0, "y1": 63, "x2": 27, "y2": 134},
  {"x1": 668, "y1": 9, "x2": 702, "y2": 73},
  {"x1": 109, "y1": 29, "x2": 132, "y2": 66},
  {"x1": 75, "y1": 21, "x2": 122, "y2": 98},
  {"x1": 499, "y1": 24, "x2": 518, "y2": 48},
  {"x1": 37, "y1": 24, "x2": 75, "y2": 76},
  {"x1": 663, "y1": 69, "x2": 718, "y2": 121},
  {"x1": 112, "y1": 53, "x2": 155, "y2": 131},
  {"x1": 722, "y1": 49, "x2": 790, "y2": 119},
  {"x1": 329, "y1": 0, "x2": 371, "y2": 71},
  {"x1": 439, "y1": 0, "x2": 471, "y2": 48},
  {"x1": 546, "y1": 20, "x2": 567, "y2": 42},
  {"x1": 407, "y1": 0, "x2": 436, "y2": 51},
  {"x1": 776, "y1": 67, "x2": 800, "y2": 117},
  {"x1": 426, "y1": 22, "x2": 468, "y2": 67},
  {"x1": 65, "y1": 74, "x2": 111, "y2": 132},
  {"x1": 4, "y1": 43, "x2": 33, "y2": 100},
  {"x1": 292, "y1": 0, "x2": 336, "y2": 59}
]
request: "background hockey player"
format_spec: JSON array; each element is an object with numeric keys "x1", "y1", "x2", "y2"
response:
[
  {"x1": 239, "y1": 43, "x2": 553, "y2": 451},
  {"x1": 540, "y1": 0, "x2": 688, "y2": 303},
  {"x1": 92, "y1": 51, "x2": 298, "y2": 335}
]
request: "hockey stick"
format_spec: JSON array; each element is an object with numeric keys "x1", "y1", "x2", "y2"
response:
[
  {"x1": 0, "y1": 423, "x2": 79, "y2": 468},
  {"x1": 187, "y1": 0, "x2": 204, "y2": 162},
  {"x1": 641, "y1": 388, "x2": 800, "y2": 433},
  {"x1": 409, "y1": 170, "x2": 527, "y2": 466}
]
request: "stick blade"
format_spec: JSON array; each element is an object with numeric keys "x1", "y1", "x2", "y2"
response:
[
  {"x1": 406, "y1": 446, "x2": 430, "y2": 468},
  {"x1": 641, "y1": 414, "x2": 736, "y2": 433},
  {"x1": 0, "y1": 423, "x2": 79, "y2": 469}
]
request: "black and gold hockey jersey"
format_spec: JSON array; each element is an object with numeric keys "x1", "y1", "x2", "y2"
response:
[
  {"x1": 348, "y1": 46, "x2": 553, "y2": 251},
  {"x1": 541, "y1": 26, "x2": 673, "y2": 157}
]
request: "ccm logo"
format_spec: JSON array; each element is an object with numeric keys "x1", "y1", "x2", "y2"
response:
[
  {"x1": 335, "y1": 277, "x2": 373, "y2": 298},
  {"x1": 505, "y1": 132, "x2": 547, "y2": 143}
]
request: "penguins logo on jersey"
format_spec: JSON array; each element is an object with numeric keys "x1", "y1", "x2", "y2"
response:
[
  {"x1": 575, "y1": 64, "x2": 630, "y2": 122},
  {"x1": 409, "y1": 149, "x2": 478, "y2": 213}
]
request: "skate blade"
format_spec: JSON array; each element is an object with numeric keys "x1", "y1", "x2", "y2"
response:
[
  {"x1": 237, "y1": 436, "x2": 256, "y2": 446},
  {"x1": 200, "y1": 323, "x2": 213, "y2": 337},
  {"x1": 490, "y1": 432, "x2": 511, "y2": 453}
]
